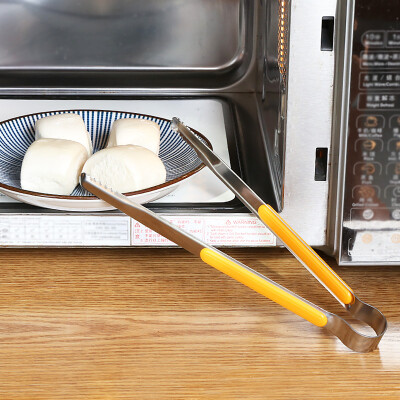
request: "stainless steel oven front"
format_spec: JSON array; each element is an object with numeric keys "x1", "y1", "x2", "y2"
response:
[{"x1": 0, "y1": 0, "x2": 398, "y2": 265}]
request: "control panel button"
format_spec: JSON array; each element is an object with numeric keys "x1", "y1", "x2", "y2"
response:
[
  {"x1": 384, "y1": 185, "x2": 400, "y2": 198},
  {"x1": 362, "y1": 31, "x2": 385, "y2": 47},
  {"x1": 387, "y1": 32, "x2": 400, "y2": 48},
  {"x1": 362, "y1": 209, "x2": 375, "y2": 220},
  {"x1": 362, "y1": 139, "x2": 377, "y2": 151},
  {"x1": 357, "y1": 115, "x2": 385, "y2": 129},
  {"x1": 393, "y1": 186, "x2": 400, "y2": 197},
  {"x1": 361, "y1": 233, "x2": 373, "y2": 244},
  {"x1": 353, "y1": 185, "x2": 377, "y2": 200},
  {"x1": 362, "y1": 163, "x2": 376, "y2": 175},
  {"x1": 360, "y1": 72, "x2": 400, "y2": 90},
  {"x1": 391, "y1": 233, "x2": 400, "y2": 243},
  {"x1": 386, "y1": 162, "x2": 400, "y2": 176},
  {"x1": 360, "y1": 54, "x2": 400, "y2": 70},
  {"x1": 388, "y1": 139, "x2": 400, "y2": 152},
  {"x1": 392, "y1": 209, "x2": 400, "y2": 220},
  {"x1": 390, "y1": 115, "x2": 400, "y2": 128},
  {"x1": 355, "y1": 139, "x2": 384, "y2": 152},
  {"x1": 354, "y1": 162, "x2": 382, "y2": 176}
]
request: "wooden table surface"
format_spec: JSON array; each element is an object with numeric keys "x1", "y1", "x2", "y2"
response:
[{"x1": 0, "y1": 247, "x2": 398, "y2": 399}]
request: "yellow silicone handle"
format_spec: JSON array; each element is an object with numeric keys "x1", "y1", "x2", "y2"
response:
[
  {"x1": 258, "y1": 204, "x2": 354, "y2": 305},
  {"x1": 200, "y1": 248, "x2": 328, "y2": 327}
]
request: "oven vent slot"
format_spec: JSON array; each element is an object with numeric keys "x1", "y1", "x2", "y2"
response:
[
  {"x1": 278, "y1": 0, "x2": 289, "y2": 89},
  {"x1": 315, "y1": 148, "x2": 328, "y2": 181},
  {"x1": 321, "y1": 17, "x2": 334, "y2": 51}
]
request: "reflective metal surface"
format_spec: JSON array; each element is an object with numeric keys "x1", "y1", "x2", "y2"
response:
[
  {"x1": 328, "y1": 0, "x2": 354, "y2": 260},
  {"x1": 279, "y1": 0, "x2": 337, "y2": 247},
  {"x1": 21, "y1": 0, "x2": 144, "y2": 17},
  {"x1": 326, "y1": 296, "x2": 387, "y2": 353},
  {"x1": 0, "y1": 0, "x2": 248, "y2": 88}
]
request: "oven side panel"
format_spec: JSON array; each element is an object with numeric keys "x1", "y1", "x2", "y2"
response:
[{"x1": 280, "y1": 0, "x2": 337, "y2": 247}]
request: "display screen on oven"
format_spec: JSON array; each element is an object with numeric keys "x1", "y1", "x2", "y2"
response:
[{"x1": 341, "y1": 0, "x2": 400, "y2": 263}]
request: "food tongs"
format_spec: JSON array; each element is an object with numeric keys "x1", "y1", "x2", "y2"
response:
[{"x1": 80, "y1": 118, "x2": 387, "y2": 352}]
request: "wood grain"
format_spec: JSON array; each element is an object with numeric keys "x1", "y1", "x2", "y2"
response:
[{"x1": 0, "y1": 247, "x2": 398, "y2": 399}]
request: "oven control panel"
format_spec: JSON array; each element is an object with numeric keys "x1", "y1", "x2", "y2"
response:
[{"x1": 341, "y1": 0, "x2": 400, "y2": 263}]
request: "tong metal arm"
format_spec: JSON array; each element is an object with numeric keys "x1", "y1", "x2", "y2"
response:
[
  {"x1": 171, "y1": 118, "x2": 387, "y2": 352},
  {"x1": 81, "y1": 170, "x2": 387, "y2": 353}
]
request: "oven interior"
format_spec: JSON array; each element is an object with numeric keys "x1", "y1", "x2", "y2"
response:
[{"x1": 0, "y1": 0, "x2": 289, "y2": 217}]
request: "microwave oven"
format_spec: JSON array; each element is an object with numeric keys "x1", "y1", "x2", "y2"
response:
[{"x1": 0, "y1": 0, "x2": 398, "y2": 265}]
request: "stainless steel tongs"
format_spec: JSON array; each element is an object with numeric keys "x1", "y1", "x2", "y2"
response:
[{"x1": 80, "y1": 118, "x2": 387, "y2": 352}]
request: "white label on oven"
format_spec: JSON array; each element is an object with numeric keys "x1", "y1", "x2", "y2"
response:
[
  {"x1": 348, "y1": 230, "x2": 400, "y2": 262},
  {"x1": 0, "y1": 215, "x2": 130, "y2": 246},
  {"x1": 131, "y1": 214, "x2": 276, "y2": 247}
]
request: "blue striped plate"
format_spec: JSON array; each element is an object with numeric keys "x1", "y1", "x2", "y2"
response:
[{"x1": 0, "y1": 110, "x2": 211, "y2": 211}]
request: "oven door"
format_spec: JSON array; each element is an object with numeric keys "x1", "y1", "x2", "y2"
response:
[
  {"x1": 329, "y1": 0, "x2": 400, "y2": 265},
  {"x1": 0, "y1": 0, "x2": 281, "y2": 248}
]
